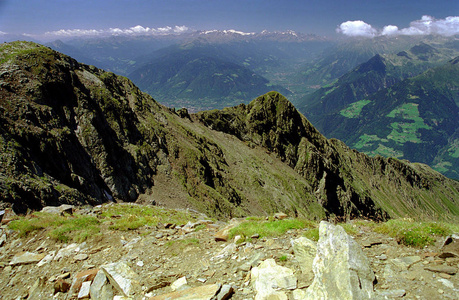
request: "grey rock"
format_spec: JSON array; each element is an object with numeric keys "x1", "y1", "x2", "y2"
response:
[
  {"x1": 291, "y1": 237, "x2": 316, "y2": 280},
  {"x1": 0, "y1": 233, "x2": 6, "y2": 247},
  {"x1": 102, "y1": 261, "x2": 140, "y2": 297},
  {"x1": 90, "y1": 270, "x2": 112, "y2": 300},
  {"x1": 216, "y1": 284, "x2": 234, "y2": 300},
  {"x1": 41, "y1": 204, "x2": 74, "y2": 215},
  {"x1": 78, "y1": 281, "x2": 91, "y2": 299},
  {"x1": 37, "y1": 250, "x2": 56, "y2": 267},
  {"x1": 303, "y1": 221, "x2": 375, "y2": 300},
  {"x1": 149, "y1": 284, "x2": 221, "y2": 300},
  {"x1": 54, "y1": 243, "x2": 80, "y2": 261},
  {"x1": 425, "y1": 265, "x2": 457, "y2": 275},
  {"x1": 251, "y1": 258, "x2": 297, "y2": 299},
  {"x1": 438, "y1": 278, "x2": 454, "y2": 289},
  {"x1": 377, "y1": 289, "x2": 406, "y2": 298},
  {"x1": 388, "y1": 256, "x2": 421, "y2": 271},
  {"x1": 27, "y1": 276, "x2": 46, "y2": 300},
  {"x1": 9, "y1": 251, "x2": 45, "y2": 266},
  {"x1": 171, "y1": 276, "x2": 187, "y2": 291},
  {"x1": 74, "y1": 253, "x2": 88, "y2": 261}
]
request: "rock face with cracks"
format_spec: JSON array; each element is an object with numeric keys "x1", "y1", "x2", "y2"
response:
[{"x1": 303, "y1": 221, "x2": 375, "y2": 300}]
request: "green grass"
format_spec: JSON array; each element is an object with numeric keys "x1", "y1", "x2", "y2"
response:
[
  {"x1": 229, "y1": 218, "x2": 316, "y2": 240},
  {"x1": 373, "y1": 219, "x2": 456, "y2": 247},
  {"x1": 8, "y1": 212, "x2": 100, "y2": 243},
  {"x1": 304, "y1": 228, "x2": 319, "y2": 241},
  {"x1": 386, "y1": 103, "x2": 431, "y2": 144},
  {"x1": 8, "y1": 203, "x2": 197, "y2": 242},
  {"x1": 101, "y1": 204, "x2": 196, "y2": 230},
  {"x1": 340, "y1": 100, "x2": 371, "y2": 118}
]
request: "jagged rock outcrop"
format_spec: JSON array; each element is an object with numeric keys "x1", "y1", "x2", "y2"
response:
[{"x1": 0, "y1": 41, "x2": 458, "y2": 221}]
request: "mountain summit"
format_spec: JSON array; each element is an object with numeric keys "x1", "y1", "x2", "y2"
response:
[{"x1": 0, "y1": 42, "x2": 458, "y2": 221}]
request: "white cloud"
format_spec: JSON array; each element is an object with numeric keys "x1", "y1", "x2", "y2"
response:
[
  {"x1": 0, "y1": 31, "x2": 7, "y2": 35},
  {"x1": 336, "y1": 20, "x2": 377, "y2": 38},
  {"x1": 339, "y1": 16, "x2": 459, "y2": 38},
  {"x1": 44, "y1": 25, "x2": 192, "y2": 38},
  {"x1": 381, "y1": 25, "x2": 399, "y2": 36}
]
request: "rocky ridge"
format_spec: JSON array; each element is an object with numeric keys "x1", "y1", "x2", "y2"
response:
[
  {"x1": 0, "y1": 204, "x2": 458, "y2": 299},
  {"x1": 0, "y1": 41, "x2": 458, "y2": 221}
]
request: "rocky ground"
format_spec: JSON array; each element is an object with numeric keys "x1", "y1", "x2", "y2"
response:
[{"x1": 0, "y1": 204, "x2": 458, "y2": 300}]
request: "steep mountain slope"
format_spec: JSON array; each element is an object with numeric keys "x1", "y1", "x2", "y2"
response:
[
  {"x1": 299, "y1": 54, "x2": 401, "y2": 126},
  {"x1": 1, "y1": 42, "x2": 458, "y2": 221},
  {"x1": 306, "y1": 57, "x2": 459, "y2": 179}
]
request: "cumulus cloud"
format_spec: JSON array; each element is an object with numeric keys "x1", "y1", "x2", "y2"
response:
[
  {"x1": 338, "y1": 15, "x2": 459, "y2": 38},
  {"x1": 336, "y1": 20, "x2": 377, "y2": 38},
  {"x1": 44, "y1": 25, "x2": 192, "y2": 38},
  {"x1": 381, "y1": 25, "x2": 399, "y2": 36}
]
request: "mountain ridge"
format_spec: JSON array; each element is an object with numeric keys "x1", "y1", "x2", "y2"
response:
[{"x1": 1, "y1": 41, "x2": 458, "y2": 221}]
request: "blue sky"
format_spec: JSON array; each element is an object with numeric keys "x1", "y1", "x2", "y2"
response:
[{"x1": 0, "y1": 0, "x2": 458, "y2": 39}]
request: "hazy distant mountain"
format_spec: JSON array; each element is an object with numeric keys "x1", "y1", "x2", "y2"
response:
[
  {"x1": 291, "y1": 35, "x2": 459, "y2": 95},
  {"x1": 129, "y1": 47, "x2": 290, "y2": 111}
]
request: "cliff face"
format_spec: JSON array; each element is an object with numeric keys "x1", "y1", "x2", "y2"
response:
[{"x1": 1, "y1": 42, "x2": 458, "y2": 221}]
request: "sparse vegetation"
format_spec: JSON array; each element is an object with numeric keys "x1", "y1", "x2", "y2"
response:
[
  {"x1": 8, "y1": 212, "x2": 100, "y2": 243},
  {"x1": 8, "y1": 203, "x2": 197, "y2": 243},
  {"x1": 228, "y1": 218, "x2": 316, "y2": 240},
  {"x1": 372, "y1": 219, "x2": 456, "y2": 247}
]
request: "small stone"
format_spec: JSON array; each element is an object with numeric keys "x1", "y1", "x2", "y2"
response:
[
  {"x1": 78, "y1": 281, "x2": 91, "y2": 299},
  {"x1": 149, "y1": 284, "x2": 221, "y2": 300},
  {"x1": 69, "y1": 269, "x2": 99, "y2": 297},
  {"x1": 274, "y1": 212, "x2": 288, "y2": 220},
  {"x1": 58, "y1": 272, "x2": 71, "y2": 279},
  {"x1": 438, "y1": 289, "x2": 444, "y2": 294},
  {"x1": 54, "y1": 279, "x2": 71, "y2": 294},
  {"x1": 439, "y1": 273, "x2": 451, "y2": 279},
  {"x1": 9, "y1": 251, "x2": 45, "y2": 266},
  {"x1": 438, "y1": 278, "x2": 454, "y2": 289},
  {"x1": 37, "y1": 251, "x2": 56, "y2": 266},
  {"x1": 1, "y1": 208, "x2": 16, "y2": 224},
  {"x1": 376, "y1": 254, "x2": 387, "y2": 260},
  {"x1": 234, "y1": 235, "x2": 243, "y2": 244},
  {"x1": 197, "y1": 278, "x2": 207, "y2": 283},
  {"x1": 216, "y1": 284, "x2": 234, "y2": 300},
  {"x1": 74, "y1": 253, "x2": 88, "y2": 261},
  {"x1": 377, "y1": 289, "x2": 406, "y2": 298},
  {"x1": 425, "y1": 265, "x2": 457, "y2": 275},
  {"x1": 251, "y1": 234, "x2": 260, "y2": 239},
  {"x1": 137, "y1": 260, "x2": 144, "y2": 267},
  {"x1": 171, "y1": 276, "x2": 187, "y2": 291},
  {"x1": 0, "y1": 233, "x2": 6, "y2": 247}
]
